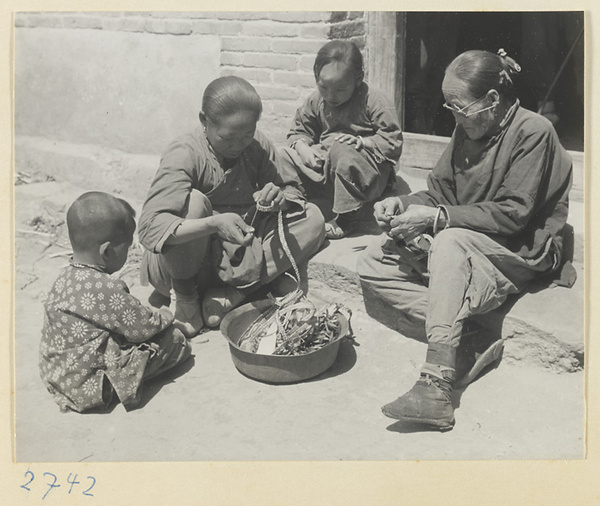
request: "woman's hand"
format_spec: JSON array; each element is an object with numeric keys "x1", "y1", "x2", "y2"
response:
[
  {"x1": 388, "y1": 205, "x2": 437, "y2": 242},
  {"x1": 253, "y1": 182, "x2": 287, "y2": 212},
  {"x1": 373, "y1": 197, "x2": 404, "y2": 232},
  {"x1": 212, "y1": 213, "x2": 255, "y2": 246},
  {"x1": 295, "y1": 142, "x2": 325, "y2": 171}
]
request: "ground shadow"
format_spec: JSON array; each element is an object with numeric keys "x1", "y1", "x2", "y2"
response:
[
  {"x1": 452, "y1": 348, "x2": 505, "y2": 410},
  {"x1": 309, "y1": 197, "x2": 382, "y2": 237},
  {"x1": 306, "y1": 336, "x2": 358, "y2": 382},
  {"x1": 361, "y1": 287, "x2": 429, "y2": 345},
  {"x1": 136, "y1": 355, "x2": 197, "y2": 409},
  {"x1": 82, "y1": 399, "x2": 119, "y2": 415}
]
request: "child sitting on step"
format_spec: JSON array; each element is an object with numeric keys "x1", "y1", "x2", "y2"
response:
[{"x1": 279, "y1": 39, "x2": 403, "y2": 239}]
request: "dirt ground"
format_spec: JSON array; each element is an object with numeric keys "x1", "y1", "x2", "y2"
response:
[{"x1": 13, "y1": 180, "x2": 584, "y2": 462}]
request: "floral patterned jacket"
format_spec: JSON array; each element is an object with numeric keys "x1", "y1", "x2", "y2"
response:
[{"x1": 39, "y1": 264, "x2": 173, "y2": 412}]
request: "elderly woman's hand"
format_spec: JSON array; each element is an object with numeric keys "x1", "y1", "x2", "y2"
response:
[
  {"x1": 373, "y1": 197, "x2": 404, "y2": 232},
  {"x1": 253, "y1": 182, "x2": 288, "y2": 212},
  {"x1": 388, "y1": 205, "x2": 437, "y2": 242}
]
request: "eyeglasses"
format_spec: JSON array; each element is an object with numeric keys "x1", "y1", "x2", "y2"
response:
[{"x1": 442, "y1": 94, "x2": 497, "y2": 118}]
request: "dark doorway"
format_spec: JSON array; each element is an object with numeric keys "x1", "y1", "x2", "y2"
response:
[{"x1": 403, "y1": 11, "x2": 584, "y2": 151}]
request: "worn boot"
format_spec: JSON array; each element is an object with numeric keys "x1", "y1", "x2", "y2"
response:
[
  {"x1": 202, "y1": 285, "x2": 245, "y2": 328},
  {"x1": 382, "y1": 343, "x2": 456, "y2": 431}
]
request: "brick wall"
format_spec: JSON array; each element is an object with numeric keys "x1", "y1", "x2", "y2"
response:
[
  {"x1": 329, "y1": 11, "x2": 366, "y2": 47},
  {"x1": 15, "y1": 11, "x2": 369, "y2": 146}
]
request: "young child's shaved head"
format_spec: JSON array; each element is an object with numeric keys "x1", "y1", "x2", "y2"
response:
[{"x1": 67, "y1": 192, "x2": 136, "y2": 252}]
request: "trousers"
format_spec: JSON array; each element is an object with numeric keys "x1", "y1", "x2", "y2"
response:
[
  {"x1": 141, "y1": 190, "x2": 326, "y2": 297},
  {"x1": 279, "y1": 142, "x2": 394, "y2": 214},
  {"x1": 357, "y1": 228, "x2": 553, "y2": 347}
]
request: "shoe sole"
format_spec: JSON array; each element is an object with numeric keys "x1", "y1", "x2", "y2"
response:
[{"x1": 382, "y1": 409, "x2": 455, "y2": 431}]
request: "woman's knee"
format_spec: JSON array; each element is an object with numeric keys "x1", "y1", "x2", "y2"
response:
[
  {"x1": 328, "y1": 141, "x2": 360, "y2": 171},
  {"x1": 428, "y1": 228, "x2": 478, "y2": 271},
  {"x1": 303, "y1": 203, "x2": 326, "y2": 246},
  {"x1": 185, "y1": 190, "x2": 213, "y2": 219},
  {"x1": 357, "y1": 239, "x2": 386, "y2": 280},
  {"x1": 430, "y1": 228, "x2": 474, "y2": 254}
]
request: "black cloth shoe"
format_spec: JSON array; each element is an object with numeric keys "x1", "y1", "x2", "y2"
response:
[{"x1": 382, "y1": 374, "x2": 455, "y2": 431}]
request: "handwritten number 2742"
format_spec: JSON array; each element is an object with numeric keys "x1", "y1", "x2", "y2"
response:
[{"x1": 20, "y1": 470, "x2": 95, "y2": 498}]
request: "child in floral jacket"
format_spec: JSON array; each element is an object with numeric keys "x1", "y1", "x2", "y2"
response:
[{"x1": 39, "y1": 192, "x2": 191, "y2": 413}]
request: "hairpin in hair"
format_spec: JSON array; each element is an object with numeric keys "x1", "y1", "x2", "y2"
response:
[
  {"x1": 497, "y1": 48, "x2": 522, "y2": 73},
  {"x1": 498, "y1": 69, "x2": 513, "y2": 86}
]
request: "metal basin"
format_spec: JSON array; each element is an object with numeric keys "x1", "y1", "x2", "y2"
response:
[{"x1": 220, "y1": 299, "x2": 349, "y2": 384}]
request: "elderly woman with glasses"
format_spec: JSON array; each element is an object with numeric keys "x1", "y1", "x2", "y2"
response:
[{"x1": 358, "y1": 49, "x2": 573, "y2": 431}]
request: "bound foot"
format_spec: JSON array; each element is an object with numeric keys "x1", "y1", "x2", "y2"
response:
[
  {"x1": 171, "y1": 291, "x2": 204, "y2": 338},
  {"x1": 325, "y1": 210, "x2": 360, "y2": 240},
  {"x1": 270, "y1": 272, "x2": 301, "y2": 297},
  {"x1": 382, "y1": 374, "x2": 455, "y2": 431},
  {"x1": 202, "y1": 286, "x2": 245, "y2": 328},
  {"x1": 148, "y1": 289, "x2": 171, "y2": 309}
]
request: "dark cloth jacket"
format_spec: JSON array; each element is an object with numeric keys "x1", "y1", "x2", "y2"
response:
[
  {"x1": 287, "y1": 81, "x2": 403, "y2": 165},
  {"x1": 400, "y1": 102, "x2": 573, "y2": 266},
  {"x1": 138, "y1": 127, "x2": 304, "y2": 254}
]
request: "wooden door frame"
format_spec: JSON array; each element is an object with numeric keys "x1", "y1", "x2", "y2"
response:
[
  {"x1": 365, "y1": 12, "x2": 405, "y2": 125},
  {"x1": 366, "y1": 12, "x2": 448, "y2": 172}
]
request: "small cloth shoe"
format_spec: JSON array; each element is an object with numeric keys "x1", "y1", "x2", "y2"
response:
[
  {"x1": 202, "y1": 286, "x2": 245, "y2": 329},
  {"x1": 382, "y1": 374, "x2": 455, "y2": 431},
  {"x1": 171, "y1": 291, "x2": 204, "y2": 338},
  {"x1": 325, "y1": 211, "x2": 359, "y2": 240}
]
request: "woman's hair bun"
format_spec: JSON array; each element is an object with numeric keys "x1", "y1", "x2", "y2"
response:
[{"x1": 497, "y1": 48, "x2": 522, "y2": 73}]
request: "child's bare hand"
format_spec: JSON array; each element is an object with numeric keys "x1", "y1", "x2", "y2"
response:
[
  {"x1": 158, "y1": 307, "x2": 174, "y2": 320},
  {"x1": 173, "y1": 320, "x2": 209, "y2": 342}
]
